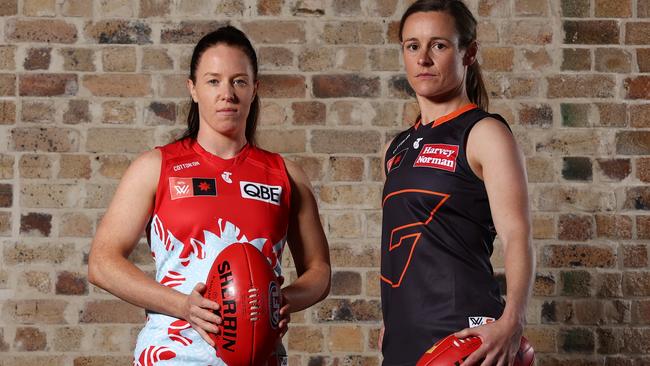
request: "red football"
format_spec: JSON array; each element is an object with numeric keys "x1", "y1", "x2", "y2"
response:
[
  {"x1": 204, "y1": 242, "x2": 282, "y2": 366},
  {"x1": 416, "y1": 334, "x2": 535, "y2": 366}
]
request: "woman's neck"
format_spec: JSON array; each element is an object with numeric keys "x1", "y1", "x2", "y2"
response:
[
  {"x1": 196, "y1": 128, "x2": 247, "y2": 159},
  {"x1": 416, "y1": 94, "x2": 473, "y2": 125}
]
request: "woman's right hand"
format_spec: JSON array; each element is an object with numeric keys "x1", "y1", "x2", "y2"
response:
[{"x1": 183, "y1": 282, "x2": 221, "y2": 347}]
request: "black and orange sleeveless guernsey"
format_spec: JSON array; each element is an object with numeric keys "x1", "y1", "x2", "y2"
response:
[{"x1": 381, "y1": 104, "x2": 509, "y2": 365}]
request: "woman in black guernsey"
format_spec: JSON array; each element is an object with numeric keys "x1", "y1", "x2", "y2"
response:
[{"x1": 380, "y1": 1, "x2": 534, "y2": 365}]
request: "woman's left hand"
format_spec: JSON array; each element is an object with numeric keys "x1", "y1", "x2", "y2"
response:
[
  {"x1": 277, "y1": 275, "x2": 291, "y2": 338},
  {"x1": 455, "y1": 318, "x2": 523, "y2": 366},
  {"x1": 278, "y1": 292, "x2": 291, "y2": 337}
]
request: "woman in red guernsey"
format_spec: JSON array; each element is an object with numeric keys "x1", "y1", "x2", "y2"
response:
[
  {"x1": 88, "y1": 26, "x2": 330, "y2": 365},
  {"x1": 380, "y1": 1, "x2": 534, "y2": 365}
]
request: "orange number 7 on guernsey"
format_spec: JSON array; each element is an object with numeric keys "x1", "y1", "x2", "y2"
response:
[{"x1": 380, "y1": 189, "x2": 449, "y2": 288}]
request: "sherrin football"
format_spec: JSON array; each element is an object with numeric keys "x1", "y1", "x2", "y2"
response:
[
  {"x1": 204, "y1": 242, "x2": 282, "y2": 366},
  {"x1": 416, "y1": 334, "x2": 534, "y2": 366}
]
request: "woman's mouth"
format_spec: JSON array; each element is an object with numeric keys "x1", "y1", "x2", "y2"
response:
[
  {"x1": 416, "y1": 73, "x2": 437, "y2": 79},
  {"x1": 217, "y1": 108, "x2": 238, "y2": 115}
]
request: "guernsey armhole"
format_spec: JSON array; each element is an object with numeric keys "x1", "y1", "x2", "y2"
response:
[
  {"x1": 278, "y1": 156, "x2": 293, "y2": 213},
  {"x1": 462, "y1": 114, "x2": 510, "y2": 183},
  {"x1": 151, "y1": 146, "x2": 167, "y2": 214}
]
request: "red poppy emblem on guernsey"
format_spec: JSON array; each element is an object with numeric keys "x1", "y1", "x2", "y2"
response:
[
  {"x1": 169, "y1": 177, "x2": 217, "y2": 200},
  {"x1": 413, "y1": 144, "x2": 459, "y2": 172}
]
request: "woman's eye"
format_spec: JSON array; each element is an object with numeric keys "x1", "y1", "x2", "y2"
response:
[
  {"x1": 234, "y1": 79, "x2": 248, "y2": 86},
  {"x1": 432, "y1": 43, "x2": 446, "y2": 50},
  {"x1": 405, "y1": 43, "x2": 419, "y2": 51}
]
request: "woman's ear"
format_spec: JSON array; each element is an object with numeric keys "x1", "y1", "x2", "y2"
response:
[
  {"x1": 463, "y1": 41, "x2": 478, "y2": 66},
  {"x1": 187, "y1": 78, "x2": 198, "y2": 103}
]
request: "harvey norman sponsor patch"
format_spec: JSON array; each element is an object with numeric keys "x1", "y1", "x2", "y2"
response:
[{"x1": 413, "y1": 143, "x2": 459, "y2": 172}]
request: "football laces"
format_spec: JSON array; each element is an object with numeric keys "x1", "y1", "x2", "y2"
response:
[{"x1": 248, "y1": 288, "x2": 260, "y2": 321}]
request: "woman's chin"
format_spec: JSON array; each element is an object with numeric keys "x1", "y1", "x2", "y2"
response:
[
  {"x1": 202, "y1": 120, "x2": 245, "y2": 137},
  {"x1": 414, "y1": 88, "x2": 461, "y2": 102},
  {"x1": 411, "y1": 84, "x2": 442, "y2": 97}
]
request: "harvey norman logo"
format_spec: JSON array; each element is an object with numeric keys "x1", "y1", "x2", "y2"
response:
[{"x1": 413, "y1": 144, "x2": 459, "y2": 172}]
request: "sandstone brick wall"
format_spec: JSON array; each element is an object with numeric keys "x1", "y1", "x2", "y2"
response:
[{"x1": 0, "y1": 0, "x2": 649, "y2": 365}]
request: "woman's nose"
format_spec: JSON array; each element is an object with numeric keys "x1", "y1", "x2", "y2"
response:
[
  {"x1": 219, "y1": 84, "x2": 235, "y2": 102},
  {"x1": 417, "y1": 50, "x2": 433, "y2": 66}
]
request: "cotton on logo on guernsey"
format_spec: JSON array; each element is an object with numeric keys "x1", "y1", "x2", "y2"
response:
[
  {"x1": 173, "y1": 161, "x2": 200, "y2": 172},
  {"x1": 413, "y1": 144, "x2": 459, "y2": 172}
]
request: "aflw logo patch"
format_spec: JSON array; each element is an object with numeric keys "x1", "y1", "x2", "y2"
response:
[
  {"x1": 468, "y1": 316, "x2": 495, "y2": 328},
  {"x1": 169, "y1": 177, "x2": 217, "y2": 200},
  {"x1": 240, "y1": 181, "x2": 282, "y2": 206},
  {"x1": 413, "y1": 144, "x2": 459, "y2": 172}
]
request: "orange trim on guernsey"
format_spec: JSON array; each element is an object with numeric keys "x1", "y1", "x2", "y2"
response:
[
  {"x1": 432, "y1": 103, "x2": 478, "y2": 128},
  {"x1": 381, "y1": 189, "x2": 450, "y2": 288},
  {"x1": 382, "y1": 188, "x2": 449, "y2": 207},
  {"x1": 414, "y1": 103, "x2": 478, "y2": 129}
]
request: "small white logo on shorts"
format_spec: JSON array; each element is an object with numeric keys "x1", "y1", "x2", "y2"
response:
[{"x1": 468, "y1": 316, "x2": 495, "y2": 328}]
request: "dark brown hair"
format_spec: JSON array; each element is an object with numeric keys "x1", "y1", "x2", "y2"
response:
[
  {"x1": 179, "y1": 26, "x2": 259, "y2": 144},
  {"x1": 399, "y1": 0, "x2": 489, "y2": 110}
]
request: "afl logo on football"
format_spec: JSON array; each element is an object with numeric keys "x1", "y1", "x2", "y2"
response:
[{"x1": 268, "y1": 281, "x2": 281, "y2": 329}]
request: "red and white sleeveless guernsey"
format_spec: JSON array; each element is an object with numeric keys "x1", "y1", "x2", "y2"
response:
[{"x1": 133, "y1": 138, "x2": 291, "y2": 366}]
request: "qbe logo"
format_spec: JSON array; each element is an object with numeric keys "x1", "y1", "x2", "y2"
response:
[{"x1": 240, "y1": 181, "x2": 282, "y2": 206}]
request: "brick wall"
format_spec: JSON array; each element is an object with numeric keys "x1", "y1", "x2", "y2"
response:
[{"x1": 0, "y1": 0, "x2": 648, "y2": 364}]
